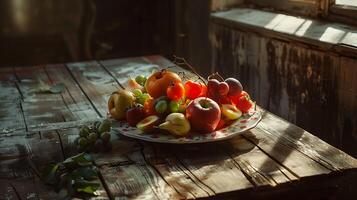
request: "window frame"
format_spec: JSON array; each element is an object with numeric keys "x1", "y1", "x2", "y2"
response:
[
  {"x1": 245, "y1": 0, "x2": 357, "y2": 26},
  {"x1": 327, "y1": 0, "x2": 357, "y2": 26}
]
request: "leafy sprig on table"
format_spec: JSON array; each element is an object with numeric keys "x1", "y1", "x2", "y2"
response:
[{"x1": 41, "y1": 153, "x2": 101, "y2": 199}]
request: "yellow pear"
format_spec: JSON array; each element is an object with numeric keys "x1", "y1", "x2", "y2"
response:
[
  {"x1": 159, "y1": 113, "x2": 191, "y2": 136},
  {"x1": 113, "y1": 89, "x2": 135, "y2": 120}
]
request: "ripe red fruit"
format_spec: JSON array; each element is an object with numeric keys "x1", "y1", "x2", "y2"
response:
[
  {"x1": 230, "y1": 91, "x2": 250, "y2": 105},
  {"x1": 236, "y1": 95, "x2": 253, "y2": 113},
  {"x1": 218, "y1": 82, "x2": 229, "y2": 96},
  {"x1": 185, "y1": 80, "x2": 205, "y2": 99},
  {"x1": 186, "y1": 97, "x2": 221, "y2": 133},
  {"x1": 126, "y1": 106, "x2": 145, "y2": 126},
  {"x1": 207, "y1": 79, "x2": 220, "y2": 102},
  {"x1": 167, "y1": 81, "x2": 185, "y2": 101},
  {"x1": 225, "y1": 78, "x2": 243, "y2": 97}
]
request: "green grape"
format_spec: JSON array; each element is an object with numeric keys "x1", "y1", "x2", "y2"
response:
[
  {"x1": 92, "y1": 121, "x2": 101, "y2": 133},
  {"x1": 87, "y1": 132, "x2": 98, "y2": 143},
  {"x1": 132, "y1": 88, "x2": 142, "y2": 97},
  {"x1": 137, "y1": 93, "x2": 150, "y2": 105},
  {"x1": 98, "y1": 119, "x2": 111, "y2": 133},
  {"x1": 78, "y1": 137, "x2": 88, "y2": 147},
  {"x1": 79, "y1": 126, "x2": 90, "y2": 137},
  {"x1": 155, "y1": 100, "x2": 168, "y2": 114},
  {"x1": 169, "y1": 101, "x2": 180, "y2": 113},
  {"x1": 101, "y1": 132, "x2": 111, "y2": 143},
  {"x1": 155, "y1": 96, "x2": 169, "y2": 104},
  {"x1": 135, "y1": 75, "x2": 147, "y2": 86}
]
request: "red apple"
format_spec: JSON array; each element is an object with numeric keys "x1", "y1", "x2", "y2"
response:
[
  {"x1": 186, "y1": 97, "x2": 221, "y2": 133},
  {"x1": 126, "y1": 106, "x2": 145, "y2": 126}
]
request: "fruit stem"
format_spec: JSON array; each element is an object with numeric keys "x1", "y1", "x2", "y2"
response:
[
  {"x1": 215, "y1": 72, "x2": 225, "y2": 82},
  {"x1": 172, "y1": 55, "x2": 207, "y2": 86},
  {"x1": 207, "y1": 72, "x2": 224, "y2": 82}
]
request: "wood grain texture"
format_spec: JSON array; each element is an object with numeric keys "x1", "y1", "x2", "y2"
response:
[
  {"x1": 223, "y1": 135, "x2": 298, "y2": 186},
  {"x1": 1, "y1": 56, "x2": 357, "y2": 199},
  {"x1": 210, "y1": 21, "x2": 357, "y2": 157},
  {"x1": 66, "y1": 61, "x2": 120, "y2": 117},
  {"x1": 45, "y1": 64, "x2": 101, "y2": 121},
  {"x1": 14, "y1": 65, "x2": 76, "y2": 129},
  {"x1": 172, "y1": 143, "x2": 253, "y2": 194},
  {"x1": 139, "y1": 143, "x2": 213, "y2": 199},
  {"x1": 0, "y1": 67, "x2": 26, "y2": 134}
]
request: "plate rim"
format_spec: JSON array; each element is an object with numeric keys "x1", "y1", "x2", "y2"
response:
[{"x1": 114, "y1": 109, "x2": 262, "y2": 144}]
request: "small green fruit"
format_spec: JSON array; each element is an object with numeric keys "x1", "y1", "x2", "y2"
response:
[
  {"x1": 132, "y1": 88, "x2": 142, "y2": 97},
  {"x1": 137, "y1": 93, "x2": 150, "y2": 105},
  {"x1": 93, "y1": 121, "x2": 101, "y2": 132},
  {"x1": 169, "y1": 101, "x2": 180, "y2": 113},
  {"x1": 98, "y1": 119, "x2": 111, "y2": 134},
  {"x1": 79, "y1": 126, "x2": 90, "y2": 137},
  {"x1": 135, "y1": 75, "x2": 147, "y2": 86},
  {"x1": 78, "y1": 137, "x2": 88, "y2": 147},
  {"x1": 155, "y1": 100, "x2": 167, "y2": 114},
  {"x1": 87, "y1": 132, "x2": 98, "y2": 143}
]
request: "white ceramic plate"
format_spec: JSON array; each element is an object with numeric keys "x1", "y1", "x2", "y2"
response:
[{"x1": 113, "y1": 108, "x2": 262, "y2": 144}]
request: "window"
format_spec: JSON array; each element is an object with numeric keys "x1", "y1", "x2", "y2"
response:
[
  {"x1": 335, "y1": 0, "x2": 357, "y2": 7},
  {"x1": 329, "y1": 0, "x2": 357, "y2": 25}
]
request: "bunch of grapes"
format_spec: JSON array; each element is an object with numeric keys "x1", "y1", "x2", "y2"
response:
[{"x1": 75, "y1": 119, "x2": 112, "y2": 153}]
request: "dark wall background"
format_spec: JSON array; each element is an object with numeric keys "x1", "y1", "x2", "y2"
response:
[{"x1": 0, "y1": 0, "x2": 174, "y2": 67}]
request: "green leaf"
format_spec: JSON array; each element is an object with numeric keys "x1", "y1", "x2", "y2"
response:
[
  {"x1": 33, "y1": 79, "x2": 65, "y2": 94},
  {"x1": 63, "y1": 153, "x2": 92, "y2": 169},
  {"x1": 69, "y1": 167, "x2": 97, "y2": 181},
  {"x1": 49, "y1": 83, "x2": 65, "y2": 94},
  {"x1": 74, "y1": 180, "x2": 100, "y2": 195},
  {"x1": 77, "y1": 167, "x2": 98, "y2": 180},
  {"x1": 73, "y1": 153, "x2": 93, "y2": 166},
  {"x1": 41, "y1": 164, "x2": 59, "y2": 185}
]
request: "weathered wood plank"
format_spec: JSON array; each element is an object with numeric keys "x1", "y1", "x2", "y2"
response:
[
  {"x1": 45, "y1": 64, "x2": 101, "y2": 121},
  {"x1": 257, "y1": 112, "x2": 357, "y2": 170},
  {"x1": 99, "y1": 56, "x2": 160, "y2": 88},
  {"x1": 9, "y1": 177, "x2": 58, "y2": 200},
  {"x1": 92, "y1": 133, "x2": 138, "y2": 167},
  {"x1": 172, "y1": 143, "x2": 254, "y2": 194},
  {"x1": 100, "y1": 164, "x2": 160, "y2": 200},
  {"x1": 142, "y1": 144, "x2": 212, "y2": 199},
  {"x1": 0, "y1": 179, "x2": 19, "y2": 200},
  {"x1": 337, "y1": 57, "x2": 357, "y2": 158},
  {"x1": 244, "y1": 126, "x2": 332, "y2": 178},
  {"x1": 66, "y1": 61, "x2": 120, "y2": 117},
  {"x1": 210, "y1": 21, "x2": 357, "y2": 157},
  {"x1": 0, "y1": 67, "x2": 26, "y2": 134},
  {"x1": 98, "y1": 139, "x2": 184, "y2": 199},
  {"x1": 13, "y1": 66, "x2": 76, "y2": 128},
  {"x1": 223, "y1": 134, "x2": 298, "y2": 186}
]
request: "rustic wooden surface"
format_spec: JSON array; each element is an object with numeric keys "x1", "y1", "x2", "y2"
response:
[
  {"x1": 210, "y1": 9, "x2": 357, "y2": 158},
  {"x1": 0, "y1": 55, "x2": 357, "y2": 199}
]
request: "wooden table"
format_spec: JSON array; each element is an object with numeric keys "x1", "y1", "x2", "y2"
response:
[{"x1": 1, "y1": 55, "x2": 356, "y2": 199}]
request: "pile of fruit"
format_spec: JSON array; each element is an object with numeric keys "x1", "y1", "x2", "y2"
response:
[
  {"x1": 75, "y1": 119, "x2": 112, "y2": 153},
  {"x1": 107, "y1": 70, "x2": 253, "y2": 136}
]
